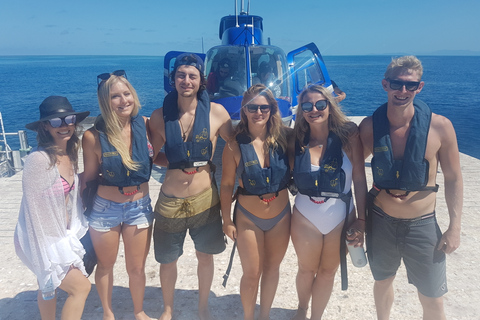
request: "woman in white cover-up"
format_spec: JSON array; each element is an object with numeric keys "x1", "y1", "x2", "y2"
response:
[{"x1": 14, "y1": 96, "x2": 91, "y2": 320}]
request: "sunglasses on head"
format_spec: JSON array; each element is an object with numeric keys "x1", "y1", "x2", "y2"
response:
[
  {"x1": 97, "y1": 70, "x2": 127, "y2": 86},
  {"x1": 301, "y1": 100, "x2": 328, "y2": 113},
  {"x1": 386, "y1": 79, "x2": 420, "y2": 91},
  {"x1": 245, "y1": 104, "x2": 271, "y2": 114},
  {"x1": 47, "y1": 115, "x2": 76, "y2": 128}
]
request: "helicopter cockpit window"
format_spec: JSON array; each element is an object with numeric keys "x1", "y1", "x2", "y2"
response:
[
  {"x1": 205, "y1": 46, "x2": 247, "y2": 100},
  {"x1": 249, "y1": 46, "x2": 291, "y2": 101}
]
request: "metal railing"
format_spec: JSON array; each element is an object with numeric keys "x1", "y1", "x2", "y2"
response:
[{"x1": 0, "y1": 112, "x2": 31, "y2": 177}]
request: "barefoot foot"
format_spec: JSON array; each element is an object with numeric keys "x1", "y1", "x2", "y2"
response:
[
  {"x1": 135, "y1": 310, "x2": 153, "y2": 320},
  {"x1": 291, "y1": 305, "x2": 308, "y2": 320},
  {"x1": 158, "y1": 310, "x2": 173, "y2": 320},
  {"x1": 198, "y1": 307, "x2": 213, "y2": 320}
]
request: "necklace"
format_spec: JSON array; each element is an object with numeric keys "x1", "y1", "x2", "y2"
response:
[
  {"x1": 179, "y1": 114, "x2": 194, "y2": 141},
  {"x1": 308, "y1": 142, "x2": 323, "y2": 149},
  {"x1": 308, "y1": 136, "x2": 325, "y2": 149}
]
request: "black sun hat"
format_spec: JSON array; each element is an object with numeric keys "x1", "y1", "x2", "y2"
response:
[{"x1": 25, "y1": 96, "x2": 90, "y2": 131}]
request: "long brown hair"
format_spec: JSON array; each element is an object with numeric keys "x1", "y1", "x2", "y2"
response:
[
  {"x1": 294, "y1": 84, "x2": 351, "y2": 151},
  {"x1": 235, "y1": 84, "x2": 288, "y2": 152},
  {"x1": 36, "y1": 123, "x2": 80, "y2": 172}
]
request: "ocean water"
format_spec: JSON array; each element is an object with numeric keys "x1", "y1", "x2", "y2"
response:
[
  {"x1": 324, "y1": 55, "x2": 480, "y2": 159},
  {"x1": 1, "y1": 55, "x2": 479, "y2": 158}
]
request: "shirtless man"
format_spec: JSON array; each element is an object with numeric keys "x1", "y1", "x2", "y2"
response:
[
  {"x1": 149, "y1": 53, "x2": 233, "y2": 320},
  {"x1": 359, "y1": 56, "x2": 462, "y2": 320}
]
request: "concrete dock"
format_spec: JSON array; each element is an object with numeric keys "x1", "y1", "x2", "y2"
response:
[{"x1": 1, "y1": 122, "x2": 479, "y2": 319}]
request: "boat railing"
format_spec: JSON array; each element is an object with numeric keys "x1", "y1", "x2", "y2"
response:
[{"x1": 0, "y1": 112, "x2": 31, "y2": 177}]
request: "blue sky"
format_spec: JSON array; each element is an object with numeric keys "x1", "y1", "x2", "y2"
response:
[{"x1": 1, "y1": 0, "x2": 479, "y2": 56}]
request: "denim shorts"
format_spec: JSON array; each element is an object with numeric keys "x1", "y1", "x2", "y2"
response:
[{"x1": 88, "y1": 194, "x2": 153, "y2": 232}]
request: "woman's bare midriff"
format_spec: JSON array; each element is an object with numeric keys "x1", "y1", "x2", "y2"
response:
[{"x1": 97, "y1": 181, "x2": 149, "y2": 203}]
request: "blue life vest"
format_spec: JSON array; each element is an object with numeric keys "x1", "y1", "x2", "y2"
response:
[
  {"x1": 372, "y1": 99, "x2": 432, "y2": 191},
  {"x1": 97, "y1": 114, "x2": 152, "y2": 187},
  {"x1": 293, "y1": 130, "x2": 351, "y2": 291},
  {"x1": 236, "y1": 134, "x2": 290, "y2": 196},
  {"x1": 163, "y1": 90, "x2": 213, "y2": 170},
  {"x1": 293, "y1": 131, "x2": 346, "y2": 198}
]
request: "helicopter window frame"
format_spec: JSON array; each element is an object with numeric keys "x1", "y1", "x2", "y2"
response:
[{"x1": 291, "y1": 51, "x2": 326, "y2": 92}]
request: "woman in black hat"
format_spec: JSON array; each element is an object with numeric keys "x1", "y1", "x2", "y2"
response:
[
  {"x1": 82, "y1": 71, "x2": 153, "y2": 320},
  {"x1": 14, "y1": 96, "x2": 91, "y2": 320}
]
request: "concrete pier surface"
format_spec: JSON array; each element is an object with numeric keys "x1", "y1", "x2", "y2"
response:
[{"x1": 1, "y1": 119, "x2": 479, "y2": 319}]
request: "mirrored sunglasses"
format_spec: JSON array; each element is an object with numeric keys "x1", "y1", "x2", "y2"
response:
[
  {"x1": 97, "y1": 70, "x2": 127, "y2": 86},
  {"x1": 47, "y1": 115, "x2": 77, "y2": 128},
  {"x1": 245, "y1": 104, "x2": 271, "y2": 114},
  {"x1": 387, "y1": 79, "x2": 420, "y2": 91},
  {"x1": 301, "y1": 100, "x2": 328, "y2": 113}
]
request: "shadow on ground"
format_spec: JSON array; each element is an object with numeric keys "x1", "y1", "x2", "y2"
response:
[{"x1": 0, "y1": 284, "x2": 296, "y2": 320}]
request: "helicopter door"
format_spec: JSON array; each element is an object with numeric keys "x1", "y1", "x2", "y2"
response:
[
  {"x1": 164, "y1": 51, "x2": 206, "y2": 94},
  {"x1": 287, "y1": 43, "x2": 332, "y2": 106}
]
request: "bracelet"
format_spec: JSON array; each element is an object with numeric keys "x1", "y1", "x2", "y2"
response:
[{"x1": 357, "y1": 218, "x2": 366, "y2": 222}]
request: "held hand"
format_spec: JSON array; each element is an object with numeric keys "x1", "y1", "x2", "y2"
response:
[
  {"x1": 437, "y1": 228, "x2": 461, "y2": 254},
  {"x1": 222, "y1": 221, "x2": 237, "y2": 241},
  {"x1": 346, "y1": 230, "x2": 364, "y2": 248},
  {"x1": 346, "y1": 219, "x2": 365, "y2": 248}
]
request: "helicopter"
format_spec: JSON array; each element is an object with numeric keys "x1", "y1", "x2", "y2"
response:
[{"x1": 163, "y1": 1, "x2": 334, "y2": 125}]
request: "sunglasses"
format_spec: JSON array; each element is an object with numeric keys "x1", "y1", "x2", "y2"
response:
[
  {"x1": 97, "y1": 70, "x2": 127, "y2": 86},
  {"x1": 47, "y1": 115, "x2": 76, "y2": 128},
  {"x1": 245, "y1": 104, "x2": 271, "y2": 114},
  {"x1": 386, "y1": 79, "x2": 420, "y2": 91},
  {"x1": 301, "y1": 100, "x2": 328, "y2": 113}
]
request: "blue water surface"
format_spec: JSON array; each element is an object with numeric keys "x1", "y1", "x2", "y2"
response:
[{"x1": 1, "y1": 55, "x2": 479, "y2": 158}]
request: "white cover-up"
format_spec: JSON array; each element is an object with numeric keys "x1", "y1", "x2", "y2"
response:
[{"x1": 14, "y1": 149, "x2": 88, "y2": 292}]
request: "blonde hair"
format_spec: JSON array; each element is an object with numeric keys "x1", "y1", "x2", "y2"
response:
[
  {"x1": 97, "y1": 75, "x2": 141, "y2": 171},
  {"x1": 384, "y1": 55, "x2": 423, "y2": 80},
  {"x1": 235, "y1": 84, "x2": 288, "y2": 153},
  {"x1": 294, "y1": 84, "x2": 351, "y2": 151}
]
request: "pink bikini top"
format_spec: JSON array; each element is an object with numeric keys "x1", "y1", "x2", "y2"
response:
[{"x1": 61, "y1": 176, "x2": 75, "y2": 195}]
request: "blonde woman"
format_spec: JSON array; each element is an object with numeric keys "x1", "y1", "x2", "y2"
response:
[
  {"x1": 82, "y1": 70, "x2": 153, "y2": 320},
  {"x1": 15, "y1": 96, "x2": 91, "y2": 319},
  {"x1": 221, "y1": 84, "x2": 292, "y2": 320},
  {"x1": 290, "y1": 85, "x2": 367, "y2": 320}
]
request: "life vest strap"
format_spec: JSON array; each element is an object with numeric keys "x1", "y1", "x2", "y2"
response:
[
  {"x1": 259, "y1": 192, "x2": 279, "y2": 203},
  {"x1": 167, "y1": 160, "x2": 212, "y2": 171},
  {"x1": 309, "y1": 196, "x2": 329, "y2": 204},
  {"x1": 236, "y1": 186, "x2": 285, "y2": 203},
  {"x1": 381, "y1": 183, "x2": 439, "y2": 198},
  {"x1": 339, "y1": 189, "x2": 353, "y2": 291},
  {"x1": 118, "y1": 185, "x2": 140, "y2": 196}
]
